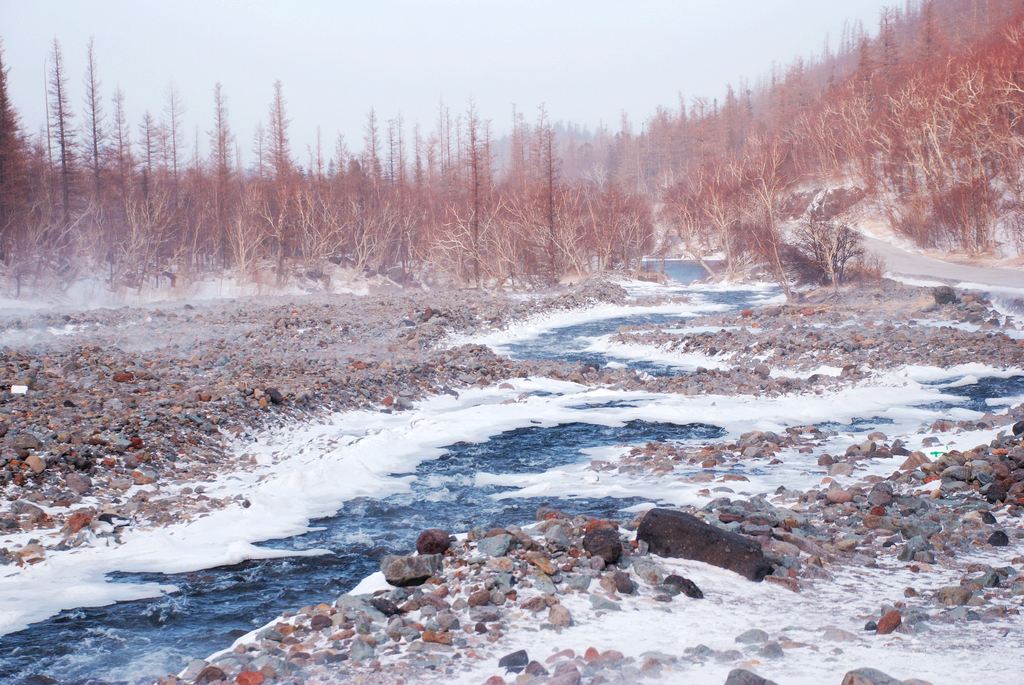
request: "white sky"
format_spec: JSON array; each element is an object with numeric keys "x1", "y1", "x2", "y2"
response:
[{"x1": 1, "y1": 0, "x2": 890, "y2": 162}]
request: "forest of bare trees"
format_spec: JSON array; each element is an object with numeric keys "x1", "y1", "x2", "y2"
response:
[{"x1": 0, "y1": 0, "x2": 1022, "y2": 295}]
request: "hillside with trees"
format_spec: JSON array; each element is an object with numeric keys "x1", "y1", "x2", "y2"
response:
[{"x1": 0, "y1": 0, "x2": 1021, "y2": 298}]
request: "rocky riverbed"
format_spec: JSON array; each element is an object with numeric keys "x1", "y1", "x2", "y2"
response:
[
  {"x1": 3, "y1": 274, "x2": 1024, "y2": 685},
  {"x1": 157, "y1": 414, "x2": 1024, "y2": 685},
  {"x1": 0, "y1": 280, "x2": 633, "y2": 560}
]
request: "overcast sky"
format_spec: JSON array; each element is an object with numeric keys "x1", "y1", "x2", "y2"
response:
[{"x1": 2, "y1": 0, "x2": 890, "y2": 162}]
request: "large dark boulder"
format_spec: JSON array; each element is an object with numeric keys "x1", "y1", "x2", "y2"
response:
[
  {"x1": 932, "y1": 285, "x2": 958, "y2": 305},
  {"x1": 637, "y1": 508, "x2": 773, "y2": 581},
  {"x1": 416, "y1": 528, "x2": 452, "y2": 555},
  {"x1": 582, "y1": 527, "x2": 622, "y2": 564}
]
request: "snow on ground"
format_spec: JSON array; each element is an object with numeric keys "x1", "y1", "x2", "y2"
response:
[
  {"x1": 583, "y1": 334, "x2": 735, "y2": 371},
  {"x1": 449, "y1": 300, "x2": 733, "y2": 355},
  {"x1": 446, "y1": 535, "x2": 1024, "y2": 685}
]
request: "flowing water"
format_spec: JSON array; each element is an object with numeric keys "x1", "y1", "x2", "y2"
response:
[{"x1": 2, "y1": 263, "x2": 1021, "y2": 685}]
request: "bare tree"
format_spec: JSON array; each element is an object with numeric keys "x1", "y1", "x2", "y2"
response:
[
  {"x1": 83, "y1": 37, "x2": 105, "y2": 198},
  {"x1": 48, "y1": 39, "x2": 74, "y2": 223}
]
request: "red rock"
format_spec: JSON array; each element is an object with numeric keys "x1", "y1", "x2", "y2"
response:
[
  {"x1": 422, "y1": 630, "x2": 453, "y2": 645},
  {"x1": 741, "y1": 309, "x2": 754, "y2": 318},
  {"x1": 546, "y1": 649, "x2": 575, "y2": 663},
  {"x1": 876, "y1": 610, "x2": 902, "y2": 634},
  {"x1": 236, "y1": 672, "x2": 265, "y2": 685},
  {"x1": 112, "y1": 371, "x2": 135, "y2": 383},
  {"x1": 484, "y1": 677, "x2": 506, "y2": 685},
  {"x1": 765, "y1": 575, "x2": 800, "y2": 592},
  {"x1": 468, "y1": 589, "x2": 491, "y2": 606},
  {"x1": 416, "y1": 528, "x2": 451, "y2": 555},
  {"x1": 584, "y1": 647, "x2": 601, "y2": 662},
  {"x1": 583, "y1": 519, "x2": 617, "y2": 534},
  {"x1": 65, "y1": 511, "x2": 92, "y2": 534}
]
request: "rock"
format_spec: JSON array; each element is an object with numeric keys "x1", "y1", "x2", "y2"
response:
[
  {"x1": 131, "y1": 467, "x2": 157, "y2": 485},
  {"x1": 477, "y1": 533, "x2": 513, "y2": 557},
  {"x1": 937, "y1": 585, "x2": 972, "y2": 606},
  {"x1": 193, "y1": 665, "x2": 227, "y2": 685},
  {"x1": 876, "y1": 610, "x2": 901, "y2": 634},
  {"x1": 932, "y1": 286, "x2": 958, "y2": 305},
  {"x1": 416, "y1": 528, "x2": 451, "y2": 555},
  {"x1": 548, "y1": 604, "x2": 572, "y2": 627},
  {"x1": 663, "y1": 574, "x2": 703, "y2": 599},
  {"x1": 65, "y1": 472, "x2": 92, "y2": 494},
  {"x1": 468, "y1": 589, "x2": 491, "y2": 607},
  {"x1": 636, "y1": 508, "x2": 773, "y2": 581},
  {"x1": 309, "y1": 614, "x2": 332, "y2": 631},
  {"x1": 265, "y1": 387, "x2": 284, "y2": 404},
  {"x1": 611, "y1": 570, "x2": 636, "y2": 595},
  {"x1": 498, "y1": 649, "x2": 530, "y2": 674},
  {"x1": 349, "y1": 639, "x2": 375, "y2": 662},
  {"x1": 897, "y1": 536, "x2": 932, "y2": 562},
  {"x1": 582, "y1": 528, "x2": 622, "y2": 564},
  {"x1": 1013, "y1": 420, "x2": 1024, "y2": 436},
  {"x1": 236, "y1": 671, "x2": 265, "y2": 685},
  {"x1": 422, "y1": 629, "x2": 452, "y2": 645},
  {"x1": 841, "y1": 667, "x2": 905, "y2": 685},
  {"x1": 590, "y1": 595, "x2": 622, "y2": 612},
  {"x1": 823, "y1": 627, "x2": 860, "y2": 642},
  {"x1": 12, "y1": 432, "x2": 42, "y2": 452},
  {"x1": 381, "y1": 553, "x2": 443, "y2": 587},
  {"x1": 987, "y1": 530, "x2": 1009, "y2": 546},
  {"x1": 724, "y1": 669, "x2": 779, "y2": 685},
  {"x1": 826, "y1": 486, "x2": 854, "y2": 503},
  {"x1": 64, "y1": 511, "x2": 92, "y2": 535},
  {"x1": 867, "y1": 482, "x2": 893, "y2": 507},
  {"x1": 735, "y1": 628, "x2": 769, "y2": 644},
  {"x1": 25, "y1": 454, "x2": 46, "y2": 474},
  {"x1": 525, "y1": 551, "x2": 557, "y2": 575},
  {"x1": 369, "y1": 597, "x2": 402, "y2": 616},
  {"x1": 180, "y1": 660, "x2": 208, "y2": 680},
  {"x1": 544, "y1": 524, "x2": 571, "y2": 550}
]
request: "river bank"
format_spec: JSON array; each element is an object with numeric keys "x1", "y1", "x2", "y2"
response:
[{"x1": 2, "y1": 270, "x2": 1023, "y2": 684}]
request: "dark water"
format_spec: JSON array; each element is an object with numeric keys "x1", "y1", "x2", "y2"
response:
[
  {"x1": 0, "y1": 263, "x2": 1007, "y2": 685},
  {"x1": 929, "y1": 374, "x2": 1024, "y2": 413},
  {"x1": 501, "y1": 266, "x2": 779, "y2": 374}
]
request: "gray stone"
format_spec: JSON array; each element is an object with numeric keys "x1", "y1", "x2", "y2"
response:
[
  {"x1": 477, "y1": 533, "x2": 513, "y2": 557},
  {"x1": 841, "y1": 667, "x2": 905, "y2": 685},
  {"x1": 381, "y1": 553, "x2": 443, "y2": 587},
  {"x1": 544, "y1": 524, "x2": 571, "y2": 550},
  {"x1": 897, "y1": 535, "x2": 932, "y2": 562},
  {"x1": 349, "y1": 639, "x2": 376, "y2": 662},
  {"x1": 65, "y1": 472, "x2": 92, "y2": 494},
  {"x1": 589, "y1": 595, "x2": 622, "y2": 612},
  {"x1": 735, "y1": 628, "x2": 769, "y2": 644},
  {"x1": 724, "y1": 668, "x2": 779, "y2": 685}
]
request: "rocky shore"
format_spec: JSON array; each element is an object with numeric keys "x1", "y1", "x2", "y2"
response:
[
  {"x1": 0, "y1": 280, "x2": 630, "y2": 560},
  {"x1": 161, "y1": 421, "x2": 1024, "y2": 685},
  {"x1": 3, "y1": 275, "x2": 1023, "y2": 684}
]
